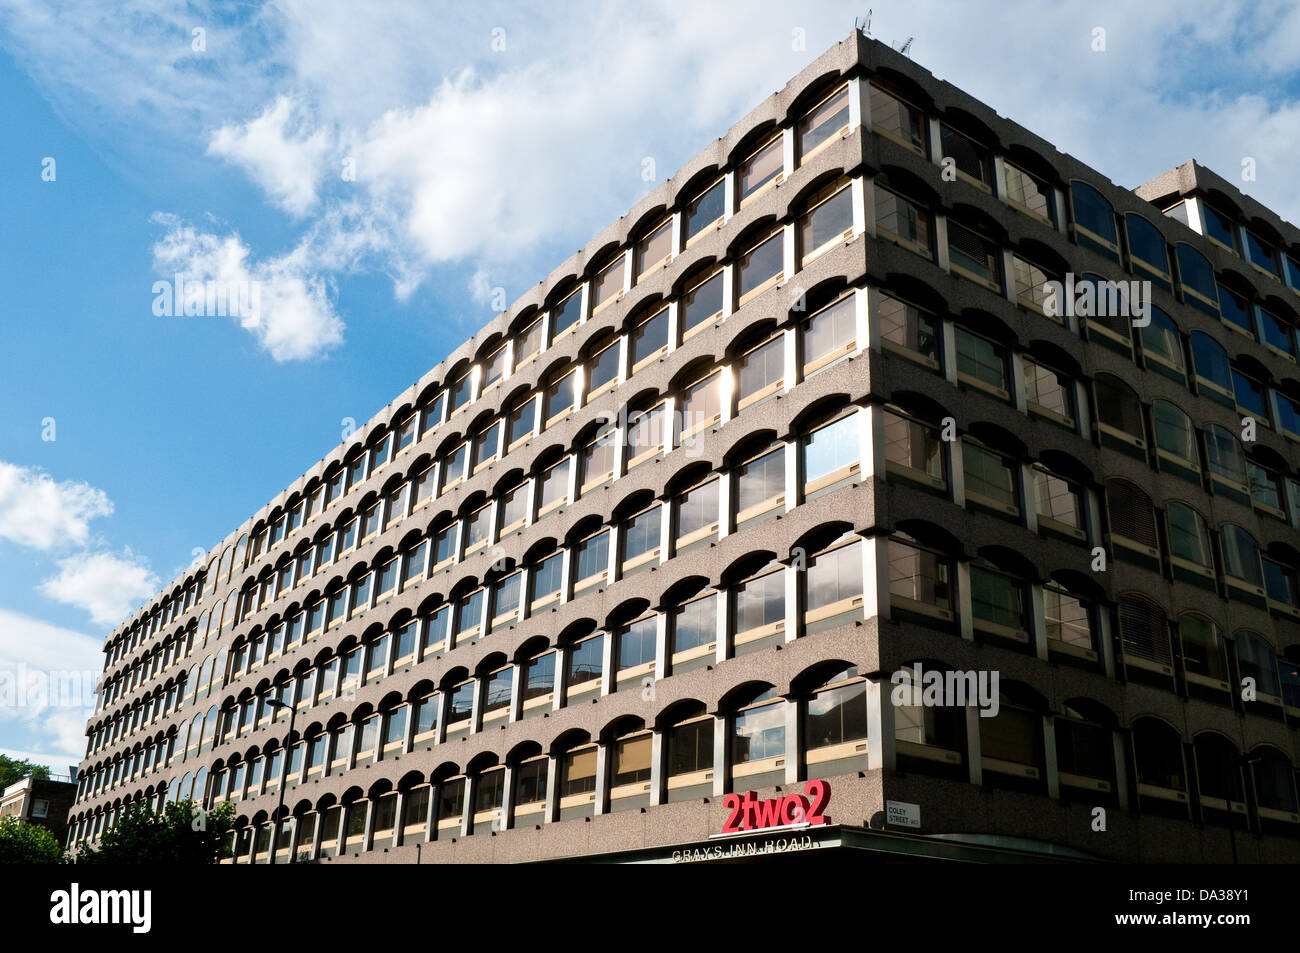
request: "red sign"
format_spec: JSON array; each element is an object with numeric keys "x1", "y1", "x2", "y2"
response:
[{"x1": 721, "y1": 779, "x2": 830, "y2": 833}]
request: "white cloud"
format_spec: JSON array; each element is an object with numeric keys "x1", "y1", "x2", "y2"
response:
[
  {"x1": 150, "y1": 214, "x2": 345, "y2": 361},
  {"x1": 7, "y1": 0, "x2": 1300, "y2": 348},
  {"x1": 0, "y1": 609, "x2": 103, "y2": 768},
  {"x1": 0, "y1": 462, "x2": 112, "y2": 550},
  {"x1": 208, "y1": 94, "x2": 333, "y2": 217},
  {"x1": 38, "y1": 549, "x2": 161, "y2": 628}
]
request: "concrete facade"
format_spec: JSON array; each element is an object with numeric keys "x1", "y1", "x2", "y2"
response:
[{"x1": 68, "y1": 32, "x2": 1300, "y2": 864}]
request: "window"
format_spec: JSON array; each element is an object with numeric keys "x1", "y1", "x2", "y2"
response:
[
  {"x1": 1166, "y1": 502, "x2": 1214, "y2": 581},
  {"x1": 454, "y1": 589, "x2": 485, "y2": 643},
  {"x1": 799, "y1": 179, "x2": 854, "y2": 265},
  {"x1": 441, "y1": 443, "x2": 467, "y2": 492},
  {"x1": 1191, "y1": 332, "x2": 1233, "y2": 404},
  {"x1": 1263, "y1": 558, "x2": 1298, "y2": 614},
  {"x1": 573, "y1": 530, "x2": 609, "y2": 593},
  {"x1": 737, "y1": 230, "x2": 784, "y2": 303},
  {"x1": 1218, "y1": 285, "x2": 1254, "y2": 337},
  {"x1": 1118, "y1": 594, "x2": 1172, "y2": 675},
  {"x1": 521, "y1": 653, "x2": 555, "y2": 717},
  {"x1": 413, "y1": 692, "x2": 440, "y2": 743},
  {"x1": 636, "y1": 220, "x2": 674, "y2": 277},
  {"x1": 734, "y1": 444, "x2": 785, "y2": 525},
  {"x1": 419, "y1": 393, "x2": 446, "y2": 438},
  {"x1": 1245, "y1": 230, "x2": 1278, "y2": 277},
  {"x1": 1038, "y1": 467, "x2": 1088, "y2": 542},
  {"x1": 537, "y1": 457, "x2": 570, "y2": 515},
  {"x1": 684, "y1": 179, "x2": 725, "y2": 243},
  {"x1": 513, "y1": 758, "x2": 548, "y2": 817},
  {"x1": 432, "y1": 524, "x2": 458, "y2": 570},
  {"x1": 939, "y1": 124, "x2": 991, "y2": 191},
  {"x1": 423, "y1": 605, "x2": 449, "y2": 657},
  {"x1": 472, "y1": 421, "x2": 500, "y2": 471},
  {"x1": 590, "y1": 259, "x2": 623, "y2": 314},
  {"x1": 1106, "y1": 479, "x2": 1159, "y2": 565},
  {"x1": 516, "y1": 317, "x2": 545, "y2": 367},
  {"x1": 529, "y1": 551, "x2": 565, "y2": 610},
  {"x1": 374, "y1": 557, "x2": 399, "y2": 603},
  {"x1": 883, "y1": 409, "x2": 945, "y2": 490},
  {"x1": 444, "y1": 681, "x2": 475, "y2": 740},
  {"x1": 678, "y1": 372, "x2": 721, "y2": 437},
  {"x1": 1221, "y1": 524, "x2": 1263, "y2": 590},
  {"x1": 868, "y1": 81, "x2": 926, "y2": 154},
  {"x1": 797, "y1": 84, "x2": 849, "y2": 160},
  {"x1": 544, "y1": 371, "x2": 576, "y2": 425},
  {"x1": 630, "y1": 308, "x2": 669, "y2": 369},
  {"x1": 733, "y1": 564, "x2": 785, "y2": 652},
  {"x1": 805, "y1": 539, "x2": 863, "y2": 632},
  {"x1": 481, "y1": 668, "x2": 512, "y2": 727},
  {"x1": 447, "y1": 373, "x2": 473, "y2": 417},
  {"x1": 671, "y1": 593, "x2": 717, "y2": 671},
  {"x1": 566, "y1": 635, "x2": 603, "y2": 701},
  {"x1": 506, "y1": 395, "x2": 537, "y2": 449},
  {"x1": 620, "y1": 505, "x2": 661, "y2": 575},
  {"x1": 436, "y1": 777, "x2": 465, "y2": 832},
  {"x1": 1012, "y1": 255, "x2": 1056, "y2": 317},
  {"x1": 1152, "y1": 401, "x2": 1199, "y2": 477},
  {"x1": 490, "y1": 572, "x2": 521, "y2": 628},
  {"x1": 580, "y1": 430, "x2": 617, "y2": 491},
  {"x1": 877, "y1": 291, "x2": 939, "y2": 368},
  {"x1": 498, "y1": 482, "x2": 528, "y2": 535},
  {"x1": 666, "y1": 712, "x2": 714, "y2": 800},
  {"x1": 1232, "y1": 368, "x2": 1269, "y2": 424},
  {"x1": 1125, "y1": 213, "x2": 1171, "y2": 289},
  {"x1": 802, "y1": 293, "x2": 856, "y2": 374},
  {"x1": 740, "y1": 135, "x2": 783, "y2": 202},
  {"x1": 1257, "y1": 308, "x2": 1295, "y2": 358},
  {"x1": 586, "y1": 340, "x2": 620, "y2": 397},
  {"x1": 736, "y1": 333, "x2": 785, "y2": 408},
  {"x1": 872, "y1": 180, "x2": 931, "y2": 257},
  {"x1": 610, "y1": 731, "x2": 653, "y2": 802},
  {"x1": 731, "y1": 688, "x2": 786, "y2": 782},
  {"x1": 1177, "y1": 614, "x2": 1229, "y2": 688},
  {"x1": 412, "y1": 465, "x2": 436, "y2": 510},
  {"x1": 1205, "y1": 424, "x2": 1248, "y2": 497},
  {"x1": 1043, "y1": 586, "x2": 1095, "y2": 658},
  {"x1": 1094, "y1": 375, "x2": 1145, "y2": 450},
  {"x1": 954, "y1": 327, "x2": 1007, "y2": 398},
  {"x1": 805, "y1": 667, "x2": 868, "y2": 769},
  {"x1": 481, "y1": 346, "x2": 507, "y2": 392},
  {"x1": 1236, "y1": 631, "x2": 1281, "y2": 704},
  {"x1": 969, "y1": 562, "x2": 1028, "y2": 642},
  {"x1": 615, "y1": 615, "x2": 657, "y2": 688},
  {"x1": 1140, "y1": 307, "x2": 1185, "y2": 380},
  {"x1": 675, "y1": 479, "x2": 719, "y2": 552},
  {"x1": 1023, "y1": 360, "x2": 1074, "y2": 428},
  {"x1": 802, "y1": 409, "x2": 860, "y2": 496},
  {"x1": 558, "y1": 746, "x2": 598, "y2": 816},
  {"x1": 1200, "y1": 204, "x2": 1237, "y2": 252},
  {"x1": 1003, "y1": 162, "x2": 1052, "y2": 222},
  {"x1": 681, "y1": 270, "x2": 724, "y2": 338},
  {"x1": 1278, "y1": 393, "x2": 1300, "y2": 440},
  {"x1": 1069, "y1": 180, "x2": 1118, "y2": 260},
  {"x1": 1248, "y1": 461, "x2": 1286, "y2": 518},
  {"x1": 1174, "y1": 244, "x2": 1219, "y2": 318},
  {"x1": 625, "y1": 404, "x2": 665, "y2": 469},
  {"x1": 552, "y1": 287, "x2": 584, "y2": 337}
]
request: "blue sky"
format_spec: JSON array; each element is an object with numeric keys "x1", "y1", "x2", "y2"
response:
[{"x1": 1, "y1": 0, "x2": 1298, "y2": 769}]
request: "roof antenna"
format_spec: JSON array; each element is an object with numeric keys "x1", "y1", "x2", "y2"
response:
[
  {"x1": 893, "y1": 36, "x2": 914, "y2": 56},
  {"x1": 855, "y1": 10, "x2": 872, "y2": 36}
]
